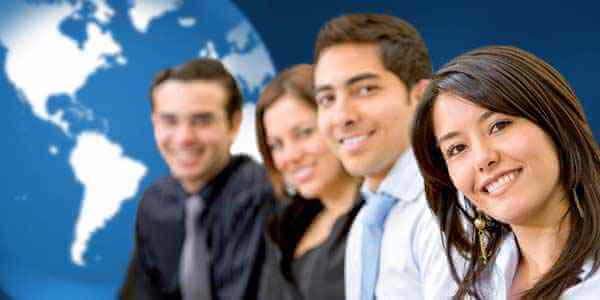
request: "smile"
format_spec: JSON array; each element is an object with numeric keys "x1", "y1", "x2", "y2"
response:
[
  {"x1": 482, "y1": 168, "x2": 522, "y2": 196},
  {"x1": 292, "y1": 166, "x2": 314, "y2": 184},
  {"x1": 338, "y1": 130, "x2": 375, "y2": 152}
]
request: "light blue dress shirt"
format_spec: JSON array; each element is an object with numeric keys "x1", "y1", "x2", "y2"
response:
[{"x1": 345, "y1": 149, "x2": 458, "y2": 299}]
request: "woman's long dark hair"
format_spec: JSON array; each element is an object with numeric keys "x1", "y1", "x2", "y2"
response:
[{"x1": 411, "y1": 46, "x2": 600, "y2": 299}]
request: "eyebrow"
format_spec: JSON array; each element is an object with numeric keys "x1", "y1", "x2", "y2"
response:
[
  {"x1": 436, "y1": 110, "x2": 496, "y2": 145},
  {"x1": 314, "y1": 72, "x2": 380, "y2": 94},
  {"x1": 156, "y1": 111, "x2": 215, "y2": 119}
]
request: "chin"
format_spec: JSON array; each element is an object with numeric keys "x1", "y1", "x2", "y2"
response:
[
  {"x1": 341, "y1": 160, "x2": 367, "y2": 177},
  {"x1": 297, "y1": 185, "x2": 320, "y2": 199}
]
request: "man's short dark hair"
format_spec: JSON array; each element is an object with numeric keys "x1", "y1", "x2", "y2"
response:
[
  {"x1": 314, "y1": 13, "x2": 432, "y2": 90},
  {"x1": 149, "y1": 58, "x2": 242, "y2": 124}
]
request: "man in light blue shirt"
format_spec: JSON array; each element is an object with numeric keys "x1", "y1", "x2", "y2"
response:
[{"x1": 313, "y1": 14, "x2": 457, "y2": 299}]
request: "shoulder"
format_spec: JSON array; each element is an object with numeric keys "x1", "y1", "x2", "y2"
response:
[
  {"x1": 136, "y1": 176, "x2": 183, "y2": 221},
  {"x1": 564, "y1": 260, "x2": 600, "y2": 297},
  {"x1": 384, "y1": 193, "x2": 446, "y2": 265},
  {"x1": 386, "y1": 192, "x2": 434, "y2": 230},
  {"x1": 224, "y1": 155, "x2": 275, "y2": 205},
  {"x1": 228, "y1": 155, "x2": 271, "y2": 188},
  {"x1": 139, "y1": 176, "x2": 180, "y2": 203}
]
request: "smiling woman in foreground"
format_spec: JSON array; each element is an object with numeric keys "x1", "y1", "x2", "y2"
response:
[{"x1": 411, "y1": 46, "x2": 600, "y2": 299}]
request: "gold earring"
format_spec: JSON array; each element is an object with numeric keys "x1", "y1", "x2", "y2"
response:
[
  {"x1": 573, "y1": 188, "x2": 584, "y2": 218},
  {"x1": 474, "y1": 212, "x2": 488, "y2": 264}
]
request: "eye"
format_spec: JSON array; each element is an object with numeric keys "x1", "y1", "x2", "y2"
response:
[
  {"x1": 445, "y1": 143, "x2": 467, "y2": 159},
  {"x1": 357, "y1": 84, "x2": 378, "y2": 96},
  {"x1": 297, "y1": 126, "x2": 315, "y2": 138},
  {"x1": 489, "y1": 119, "x2": 512, "y2": 134},
  {"x1": 191, "y1": 114, "x2": 213, "y2": 126},
  {"x1": 316, "y1": 93, "x2": 335, "y2": 108},
  {"x1": 268, "y1": 140, "x2": 282, "y2": 152},
  {"x1": 158, "y1": 114, "x2": 177, "y2": 127}
]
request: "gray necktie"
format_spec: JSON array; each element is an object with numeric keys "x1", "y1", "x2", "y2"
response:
[{"x1": 179, "y1": 195, "x2": 212, "y2": 300}]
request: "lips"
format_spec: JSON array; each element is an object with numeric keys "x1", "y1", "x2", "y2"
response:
[
  {"x1": 481, "y1": 168, "x2": 522, "y2": 196},
  {"x1": 290, "y1": 166, "x2": 314, "y2": 184},
  {"x1": 171, "y1": 147, "x2": 204, "y2": 165},
  {"x1": 338, "y1": 130, "x2": 375, "y2": 153}
]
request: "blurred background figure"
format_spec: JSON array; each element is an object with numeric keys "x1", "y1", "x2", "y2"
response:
[
  {"x1": 412, "y1": 45, "x2": 600, "y2": 299},
  {"x1": 123, "y1": 58, "x2": 275, "y2": 300},
  {"x1": 255, "y1": 64, "x2": 362, "y2": 299}
]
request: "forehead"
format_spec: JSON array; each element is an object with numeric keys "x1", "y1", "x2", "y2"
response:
[
  {"x1": 433, "y1": 93, "x2": 487, "y2": 136},
  {"x1": 152, "y1": 79, "x2": 228, "y2": 113},
  {"x1": 264, "y1": 96, "x2": 316, "y2": 135},
  {"x1": 314, "y1": 43, "x2": 387, "y2": 87}
]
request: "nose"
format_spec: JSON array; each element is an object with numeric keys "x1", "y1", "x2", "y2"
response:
[
  {"x1": 473, "y1": 138, "x2": 499, "y2": 173},
  {"x1": 173, "y1": 123, "x2": 196, "y2": 146}
]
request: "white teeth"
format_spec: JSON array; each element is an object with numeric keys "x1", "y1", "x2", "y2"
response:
[
  {"x1": 485, "y1": 172, "x2": 516, "y2": 194},
  {"x1": 342, "y1": 135, "x2": 368, "y2": 147},
  {"x1": 294, "y1": 167, "x2": 312, "y2": 179}
]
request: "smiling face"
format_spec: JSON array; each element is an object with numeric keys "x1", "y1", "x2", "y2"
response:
[
  {"x1": 152, "y1": 79, "x2": 240, "y2": 193},
  {"x1": 432, "y1": 93, "x2": 568, "y2": 226},
  {"x1": 314, "y1": 43, "x2": 418, "y2": 190},
  {"x1": 264, "y1": 95, "x2": 347, "y2": 199}
]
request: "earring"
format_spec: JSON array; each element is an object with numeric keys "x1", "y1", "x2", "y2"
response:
[
  {"x1": 285, "y1": 182, "x2": 297, "y2": 198},
  {"x1": 573, "y1": 187, "x2": 584, "y2": 218},
  {"x1": 474, "y1": 211, "x2": 489, "y2": 264},
  {"x1": 458, "y1": 192, "x2": 489, "y2": 264}
]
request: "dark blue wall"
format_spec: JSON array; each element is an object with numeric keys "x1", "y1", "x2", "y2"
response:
[{"x1": 234, "y1": 1, "x2": 600, "y2": 138}]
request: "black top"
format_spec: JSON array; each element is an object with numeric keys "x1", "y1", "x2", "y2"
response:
[
  {"x1": 122, "y1": 155, "x2": 276, "y2": 300},
  {"x1": 258, "y1": 194, "x2": 363, "y2": 300}
]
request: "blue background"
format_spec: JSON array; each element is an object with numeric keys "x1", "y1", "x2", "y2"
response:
[
  {"x1": 0, "y1": 1, "x2": 598, "y2": 299},
  {"x1": 234, "y1": 0, "x2": 600, "y2": 138},
  {"x1": 0, "y1": 0, "x2": 271, "y2": 299}
]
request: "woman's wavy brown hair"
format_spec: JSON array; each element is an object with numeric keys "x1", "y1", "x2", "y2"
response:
[
  {"x1": 411, "y1": 45, "x2": 600, "y2": 299},
  {"x1": 255, "y1": 64, "x2": 316, "y2": 199}
]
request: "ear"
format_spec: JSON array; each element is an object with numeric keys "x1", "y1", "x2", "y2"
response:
[{"x1": 409, "y1": 79, "x2": 431, "y2": 105}]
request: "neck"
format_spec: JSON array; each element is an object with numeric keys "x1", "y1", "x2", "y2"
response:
[
  {"x1": 182, "y1": 180, "x2": 204, "y2": 194},
  {"x1": 365, "y1": 174, "x2": 385, "y2": 193},
  {"x1": 511, "y1": 205, "x2": 571, "y2": 282},
  {"x1": 365, "y1": 147, "x2": 408, "y2": 193},
  {"x1": 181, "y1": 155, "x2": 232, "y2": 194},
  {"x1": 319, "y1": 174, "x2": 360, "y2": 217}
]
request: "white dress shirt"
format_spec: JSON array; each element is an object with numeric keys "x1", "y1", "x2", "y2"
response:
[
  {"x1": 485, "y1": 233, "x2": 600, "y2": 299},
  {"x1": 345, "y1": 149, "x2": 457, "y2": 299}
]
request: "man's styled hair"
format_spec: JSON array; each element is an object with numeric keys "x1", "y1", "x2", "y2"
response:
[
  {"x1": 314, "y1": 13, "x2": 432, "y2": 90},
  {"x1": 149, "y1": 58, "x2": 242, "y2": 124}
]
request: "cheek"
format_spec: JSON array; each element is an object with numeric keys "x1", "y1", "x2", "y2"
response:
[
  {"x1": 153, "y1": 127, "x2": 170, "y2": 145},
  {"x1": 307, "y1": 135, "x2": 329, "y2": 156},
  {"x1": 447, "y1": 160, "x2": 474, "y2": 196},
  {"x1": 318, "y1": 111, "x2": 333, "y2": 135},
  {"x1": 199, "y1": 127, "x2": 227, "y2": 145},
  {"x1": 271, "y1": 151, "x2": 285, "y2": 172}
]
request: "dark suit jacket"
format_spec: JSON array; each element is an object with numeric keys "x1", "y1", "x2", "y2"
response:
[{"x1": 120, "y1": 155, "x2": 276, "y2": 300}]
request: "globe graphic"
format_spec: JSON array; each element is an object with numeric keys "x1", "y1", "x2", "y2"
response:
[{"x1": 0, "y1": 1, "x2": 275, "y2": 299}]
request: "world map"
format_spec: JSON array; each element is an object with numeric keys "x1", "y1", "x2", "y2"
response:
[{"x1": 0, "y1": 0, "x2": 275, "y2": 298}]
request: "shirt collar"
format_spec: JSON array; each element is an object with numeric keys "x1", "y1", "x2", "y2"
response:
[
  {"x1": 493, "y1": 232, "x2": 520, "y2": 292},
  {"x1": 360, "y1": 148, "x2": 424, "y2": 202},
  {"x1": 581, "y1": 258, "x2": 594, "y2": 279}
]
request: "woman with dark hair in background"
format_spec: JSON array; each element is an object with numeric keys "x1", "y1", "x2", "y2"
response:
[
  {"x1": 255, "y1": 64, "x2": 362, "y2": 299},
  {"x1": 411, "y1": 46, "x2": 600, "y2": 299}
]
